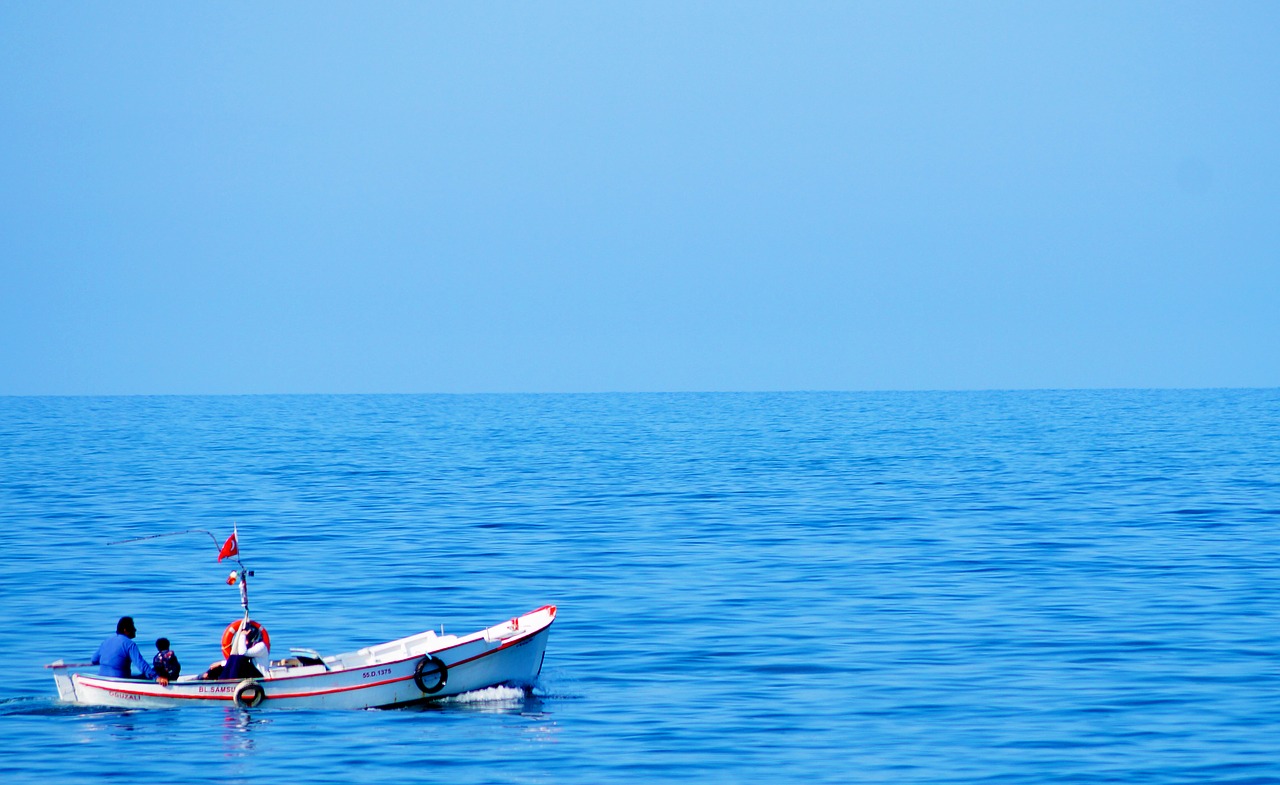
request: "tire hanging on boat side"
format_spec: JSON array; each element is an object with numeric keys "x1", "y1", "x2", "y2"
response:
[
  {"x1": 233, "y1": 679, "x2": 266, "y2": 708},
  {"x1": 414, "y1": 654, "x2": 448, "y2": 694}
]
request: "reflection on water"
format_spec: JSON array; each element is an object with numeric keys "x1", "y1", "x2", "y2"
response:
[
  {"x1": 46, "y1": 701, "x2": 274, "y2": 759},
  {"x1": 517, "y1": 714, "x2": 561, "y2": 745},
  {"x1": 78, "y1": 708, "x2": 142, "y2": 743},
  {"x1": 220, "y1": 707, "x2": 269, "y2": 755}
]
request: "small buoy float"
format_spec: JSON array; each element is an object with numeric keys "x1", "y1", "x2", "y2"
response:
[{"x1": 221, "y1": 619, "x2": 271, "y2": 658}]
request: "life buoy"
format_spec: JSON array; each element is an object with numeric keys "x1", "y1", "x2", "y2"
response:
[
  {"x1": 233, "y1": 679, "x2": 265, "y2": 708},
  {"x1": 221, "y1": 619, "x2": 271, "y2": 658},
  {"x1": 413, "y1": 654, "x2": 448, "y2": 694}
]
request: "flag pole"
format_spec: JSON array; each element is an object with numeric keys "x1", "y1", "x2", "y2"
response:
[
  {"x1": 231, "y1": 523, "x2": 250, "y2": 618},
  {"x1": 216, "y1": 523, "x2": 251, "y2": 618}
]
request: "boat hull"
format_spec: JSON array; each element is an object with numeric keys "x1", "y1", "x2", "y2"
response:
[{"x1": 52, "y1": 605, "x2": 554, "y2": 710}]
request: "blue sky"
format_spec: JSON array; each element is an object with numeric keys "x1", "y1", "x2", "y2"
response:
[{"x1": 2, "y1": 2, "x2": 1276, "y2": 394}]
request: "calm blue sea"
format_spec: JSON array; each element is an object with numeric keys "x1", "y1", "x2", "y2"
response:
[{"x1": 2, "y1": 391, "x2": 1278, "y2": 784}]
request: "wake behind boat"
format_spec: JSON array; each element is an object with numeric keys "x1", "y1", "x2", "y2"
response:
[{"x1": 47, "y1": 527, "x2": 556, "y2": 710}]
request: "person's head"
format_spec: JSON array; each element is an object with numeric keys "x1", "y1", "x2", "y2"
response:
[
  {"x1": 243, "y1": 624, "x2": 262, "y2": 647},
  {"x1": 116, "y1": 617, "x2": 136, "y2": 638},
  {"x1": 156, "y1": 637, "x2": 170, "y2": 652}
]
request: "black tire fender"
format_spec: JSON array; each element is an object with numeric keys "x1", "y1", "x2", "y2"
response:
[
  {"x1": 233, "y1": 678, "x2": 265, "y2": 708},
  {"x1": 413, "y1": 654, "x2": 448, "y2": 694}
]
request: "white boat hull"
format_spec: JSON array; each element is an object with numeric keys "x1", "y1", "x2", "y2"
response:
[{"x1": 52, "y1": 605, "x2": 555, "y2": 710}]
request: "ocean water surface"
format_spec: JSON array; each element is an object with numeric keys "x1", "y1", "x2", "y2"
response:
[{"x1": 1, "y1": 390, "x2": 1278, "y2": 783}]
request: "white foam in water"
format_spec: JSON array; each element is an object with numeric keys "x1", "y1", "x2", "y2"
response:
[{"x1": 440, "y1": 685, "x2": 527, "y2": 704}]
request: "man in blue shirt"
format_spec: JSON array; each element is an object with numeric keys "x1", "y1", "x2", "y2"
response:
[{"x1": 92, "y1": 617, "x2": 170, "y2": 686}]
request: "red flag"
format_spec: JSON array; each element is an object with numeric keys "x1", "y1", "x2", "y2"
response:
[{"x1": 217, "y1": 532, "x2": 239, "y2": 562}]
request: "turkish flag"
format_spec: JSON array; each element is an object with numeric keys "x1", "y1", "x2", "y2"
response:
[{"x1": 217, "y1": 532, "x2": 239, "y2": 562}]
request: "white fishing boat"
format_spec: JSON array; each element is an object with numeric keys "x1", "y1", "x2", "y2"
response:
[{"x1": 47, "y1": 528, "x2": 556, "y2": 709}]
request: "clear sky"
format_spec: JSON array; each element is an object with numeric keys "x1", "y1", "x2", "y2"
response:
[{"x1": 1, "y1": 2, "x2": 1276, "y2": 395}]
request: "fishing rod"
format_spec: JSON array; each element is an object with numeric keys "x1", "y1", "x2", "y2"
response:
[
  {"x1": 108, "y1": 528, "x2": 222, "y2": 549},
  {"x1": 109, "y1": 526, "x2": 254, "y2": 616}
]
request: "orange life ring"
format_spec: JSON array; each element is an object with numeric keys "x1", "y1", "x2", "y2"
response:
[{"x1": 221, "y1": 619, "x2": 271, "y2": 658}]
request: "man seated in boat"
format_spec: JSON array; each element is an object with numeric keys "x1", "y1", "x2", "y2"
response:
[
  {"x1": 199, "y1": 623, "x2": 270, "y2": 680},
  {"x1": 93, "y1": 616, "x2": 170, "y2": 686}
]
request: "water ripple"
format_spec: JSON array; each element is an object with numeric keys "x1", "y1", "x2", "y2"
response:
[{"x1": 1, "y1": 390, "x2": 1278, "y2": 783}]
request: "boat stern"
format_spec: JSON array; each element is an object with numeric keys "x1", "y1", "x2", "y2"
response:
[{"x1": 50, "y1": 666, "x2": 81, "y2": 703}]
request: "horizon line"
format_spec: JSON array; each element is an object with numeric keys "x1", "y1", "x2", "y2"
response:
[{"x1": 2, "y1": 385, "x2": 1276, "y2": 400}]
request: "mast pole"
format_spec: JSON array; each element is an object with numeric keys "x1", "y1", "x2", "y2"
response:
[{"x1": 233, "y1": 523, "x2": 250, "y2": 619}]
